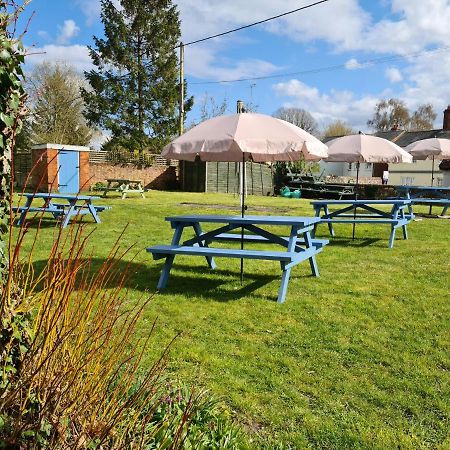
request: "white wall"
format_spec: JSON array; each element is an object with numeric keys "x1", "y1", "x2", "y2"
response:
[
  {"x1": 320, "y1": 161, "x2": 373, "y2": 177},
  {"x1": 388, "y1": 160, "x2": 443, "y2": 186}
]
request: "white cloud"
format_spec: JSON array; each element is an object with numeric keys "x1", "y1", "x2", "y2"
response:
[
  {"x1": 345, "y1": 58, "x2": 370, "y2": 70},
  {"x1": 177, "y1": 0, "x2": 450, "y2": 56},
  {"x1": 184, "y1": 44, "x2": 280, "y2": 81},
  {"x1": 75, "y1": 0, "x2": 101, "y2": 25},
  {"x1": 272, "y1": 79, "x2": 379, "y2": 131},
  {"x1": 385, "y1": 67, "x2": 403, "y2": 83},
  {"x1": 75, "y1": 0, "x2": 120, "y2": 25},
  {"x1": 57, "y1": 20, "x2": 80, "y2": 44},
  {"x1": 27, "y1": 45, "x2": 92, "y2": 73}
]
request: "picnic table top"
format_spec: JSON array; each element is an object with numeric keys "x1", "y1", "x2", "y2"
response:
[
  {"x1": 394, "y1": 185, "x2": 450, "y2": 191},
  {"x1": 106, "y1": 178, "x2": 142, "y2": 183},
  {"x1": 165, "y1": 214, "x2": 320, "y2": 226},
  {"x1": 311, "y1": 199, "x2": 411, "y2": 206},
  {"x1": 23, "y1": 192, "x2": 100, "y2": 201}
]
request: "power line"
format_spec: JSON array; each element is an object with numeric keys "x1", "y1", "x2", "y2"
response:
[
  {"x1": 188, "y1": 44, "x2": 450, "y2": 85},
  {"x1": 182, "y1": 0, "x2": 330, "y2": 47}
]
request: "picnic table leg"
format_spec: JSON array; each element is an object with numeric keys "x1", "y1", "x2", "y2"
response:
[
  {"x1": 278, "y1": 262, "x2": 291, "y2": 304},
  {"x1": 103, "y1": 181, "x2": 112, "y2": 197},
  {"x1": 324, "y1": 206, "x2": 334, "y2": 236},
  {"x1": 87, "y1": 202, "x2": 102, "y2": 223},
  {"x1": 61, "y1": 201, "x2": 78, "y2": 228},
  {"x1": 157, "y1": 225, "x2": 184, "y2": 289},
  {"x1": 399, "y1": 207, "x2": 408, "y2": 240},
  {"x1": 277, "y1": 225, "x2": 299, "y2": 304},
  {"x1": 303, "y1": 230, "x2": 319, "y2": 277},
  {"x1": 192, "y1": 223, "x2": 217, "y2": 269},
  {"x1": 442, "y1": 204, "x2": 449, "y2": 216},
  {"x1": 121, "y1": 183, "x2": 128, "y2": 199},
  {"x1": 139, "y1": 183, "x2": 145, "y2": 198},
  {"x1": 16, "y1": 196, "x2": 33, "y2": 225},
  {"x1": 387, "y1": 206, "x2": 399, "y2": 249}
]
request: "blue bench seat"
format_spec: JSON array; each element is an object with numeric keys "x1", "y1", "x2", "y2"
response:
[
  {"x1": 148, "y1": 245, "x2": 296, "y2": 262},
  {"x1": 212, "y1": 232, "x2": 329, "y2": 249}
]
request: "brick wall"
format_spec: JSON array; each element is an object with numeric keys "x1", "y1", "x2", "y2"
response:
[
  {"x1": 79, "y1": 151, "x2": 91, "y2": 190},
  {"x1": 31, "y1": 148, "x2": 59, "y2": 192},
  {"x1": 89, "y1": 163, "x2": 177, "y2": 190}
]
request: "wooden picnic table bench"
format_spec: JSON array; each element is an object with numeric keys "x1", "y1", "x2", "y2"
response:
[
  {"x1": 311, "y1": 199, "x2": 414, "y2": 248},
  {"x1": 12, "y1": 193, "x2": 110, "y2": 228},
  {"x1": 147, "y1": 215, "x2": 328, "y2": 304},
  {"x1": 102, "y1": 178, "x2": 146, "y2": 199}
]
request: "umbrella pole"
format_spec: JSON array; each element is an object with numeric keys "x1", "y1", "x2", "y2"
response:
[
  {"x1": 429, "y1": 155, "x2": 435, "y2": 215},
  {"x1": 352, "y1": 162, "x2": 360, "y2": 240},
  {"x1": 240, "y1": 153, "x2": 246, "y2": 283}
]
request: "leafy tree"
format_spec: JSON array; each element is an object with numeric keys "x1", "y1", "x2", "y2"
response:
[
  {"x1": 27, "y1": 62, "x2": 94, "y2": 146},
  {"x1": 273, "y1": 107, "x2": 318, "y2": 135},
  {"x1": 0, "y1": 0, "x2": 28, "y2": 280},
  {"x1": 367, "y1": 98, "x2": 436, "y2": 131},
  {"x1": 82, "y1": 0, "x2": 193, "y2": 152},
  {"x1": 322, "y1": 120, "x2": 354, "y2": 138}
]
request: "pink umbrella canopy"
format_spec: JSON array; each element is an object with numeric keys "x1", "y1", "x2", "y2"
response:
[
  {"x1": 162, "y1": 113, "x2": 328, "y2": 162},
  {"x1": 405, "y1": 138, "x2": 450, "y2": 160},
  {"x1": 325, "y1": 134, "x2": 412, "y2": 163}
]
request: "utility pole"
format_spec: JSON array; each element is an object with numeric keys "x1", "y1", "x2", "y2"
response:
[{"x1": 179, "y1": 42, "x2": 184, "y2": 136}]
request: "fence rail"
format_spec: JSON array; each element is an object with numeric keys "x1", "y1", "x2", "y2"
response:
[{"x1": 89, "y1": 150, "x2": 178, "y2": 167}]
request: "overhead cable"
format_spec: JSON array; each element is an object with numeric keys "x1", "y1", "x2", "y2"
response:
[{"x1": 181, "y1": 0, "x2": 330, "y2": 47}]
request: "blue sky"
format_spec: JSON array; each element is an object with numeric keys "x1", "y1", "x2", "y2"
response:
[{"x1": 21, "y1": 0, "x2": 450, "y2": 133}]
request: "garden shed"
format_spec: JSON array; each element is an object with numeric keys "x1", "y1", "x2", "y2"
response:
[{"x1": 30, "y1": 143, "x2": 91, "y2": 193}]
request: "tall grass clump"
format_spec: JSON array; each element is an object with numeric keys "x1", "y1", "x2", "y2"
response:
[{"x1": 1, "y1": 219, "x2": 244, "y2": 449}]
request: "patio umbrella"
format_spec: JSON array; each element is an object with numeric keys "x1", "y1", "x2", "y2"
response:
[
  {"x1": 162, "y1": 112, "x2": 328, "y2": 216},
  {"x1": 325, "y1": 134, "x2": 412, "y2": 239},
  {"x1": 405, "y1": 137, "x2": 450, "y2": 213},
  {"x1": 162, "y1": 112, "x2": 328, "y2": 280},
  {"x1": 405, "y1": 137, "x2": 450, "y2": 185}
]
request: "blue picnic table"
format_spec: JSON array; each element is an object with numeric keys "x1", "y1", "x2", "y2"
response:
[
  {"x1": 13, "y1": 193, "x2": 110, "y2": 228},
  {"x1": 394, "y1": 185, "x2": 450, "y2": 216},
  {"x1": 311, "y1": 199, "x2": 414, "y2": 248},
  {"x1": 147, "y1": 214, "x2": 329, "y2": 304}
]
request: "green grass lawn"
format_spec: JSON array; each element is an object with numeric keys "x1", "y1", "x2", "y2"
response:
[{"x1": 13, "y1": 191, "x2": 450, "y2": 449}]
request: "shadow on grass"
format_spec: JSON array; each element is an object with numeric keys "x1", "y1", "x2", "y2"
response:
[
  {"x1": 315, "y1": 235, "x2": 384, "y2": 248},
  {"x1": 30, "y1": 257, "x2": 283, "y2": 301},
  {"x1": 30, "y1": 257, "x2": 292, "y2": 302},
  {"x1": 153, "y1": 263, "x2": 317, "y2": 303},
  {"x1": 15, "y1": 217, "x2": 105, "y2": 229}
]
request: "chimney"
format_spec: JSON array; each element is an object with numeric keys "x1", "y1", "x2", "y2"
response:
[{"x1": 443, "y1": 105, "x2": 450, "y2": 130}]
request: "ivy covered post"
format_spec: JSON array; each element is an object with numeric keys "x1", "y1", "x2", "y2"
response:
[{"x1": 0, "y1": 1, "x2": 28, "y2": 285}]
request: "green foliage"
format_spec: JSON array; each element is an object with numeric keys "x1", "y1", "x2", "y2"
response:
[
  {"x1": 2, "y1": 211, "x2": 243, "y2": 448},
  {"x1": 102, "y1": 138, "x2": 158, "y2": 165},
  {"x1": 82, "y1": 0, "x2": 193, "y2": 152},
  {"x1": 15, "y1": 190, "x2": 448, "y2": 449},
  {"x1": 367, "y1": 98, "x2": 437, "y2": 131},
  {"x1": 26, "y1": 61, "x2": 94, "y2": 146},
  {"x1": 0, "y1": 1, "x2": 29, "y2": 280}
]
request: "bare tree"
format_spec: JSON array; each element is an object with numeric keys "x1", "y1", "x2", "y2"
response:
[
  {"x1": 273, "y1": 107, "x2": 318, "y2": 135},
  {"x1": 322, "y1": 120, "x2": 354, "y2": 138},
  {"x1": 367, "y1": 98, "x2": 436, "y2": 131},
  {"x1": 27, "y1": 62, "x2": 94, "y2": 146},
  {"x1": 410, "y1": 104, "x2": 437, "y2": 131}
]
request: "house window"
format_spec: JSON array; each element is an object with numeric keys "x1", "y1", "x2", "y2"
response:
[
  {"x1": 365, "y1": 163, "x2": 371, "y2": 169},
  {"x1": 348, "y1": 163, "x2": 352, "y2": 170},
  {"x1": 401, "y1": 176, "x2": 415, "y2": 185}
]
